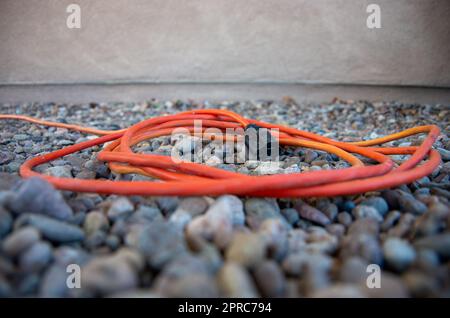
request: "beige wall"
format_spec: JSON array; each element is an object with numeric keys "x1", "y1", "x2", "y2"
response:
[{"x1": 0, "y1": 0, "x2": 449, "y2": 87}]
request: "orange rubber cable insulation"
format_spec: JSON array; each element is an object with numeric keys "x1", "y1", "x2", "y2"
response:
[{"x1": 0, "y1": 109, "x2": 441, "y2": 198}]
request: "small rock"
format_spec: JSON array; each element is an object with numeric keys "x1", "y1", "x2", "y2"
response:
[
  {"x1": 347, "y1": 218, "x2": 379, "y2": 237},
  {"x1": 82, "y1": 248, "x2": 143, "y2": 296},
  {"x1": 397, "y1": 190, "x2": 427, "y2": 215},
  {"x1": 84, "y1": 211, "x2": 109, "y2": 236},
  {"x1": 2, "y1": 226, "x2": 41, "y2": 257},
  {"x1": 245, "y1": 198, "x2": 282, "y2": 230},
  {"x1": 19, "y1": 241, "x2": 53, "y2": 272},
  {"x1": 383, "y1": 238, "x2": 416, "y2": 272},
  {"x1": 326, "y1": 223, "x2": 346, "y2": 238},
  {"x1": 132, "y1": 221, "x2": 187, "y2": 269},
  {"x1": 155, "y1": 197, "x2": 179, "y2": 217},
  {"x1": 154, "y1": 255, "x2": 218, "y2": 297},
  {"x1": 44, "y1": 165, "x2": 72, "y2": 178},
  {"x1": 254, "y1": 162, "x2": 283, "y2": 175},
  {"x1": 306, "y1": 226, "x2": 339, "y2": 254},
  {"x1": 340, "y1": 233, "x2": 382, "y2": 265},
  {"x1": 295, "y1": 202, "x2": 330, "y2": 226},
  {"x1": 387, "y1": 213, "x2": 415, "y2": 238},
  {"x1": 8, "y1": 177, "x2": 73, "y2": 221},
  {"x1": 414, "y1": 249, "x2": 440, "y2": 271},
  {"x1": 304, "y1": 150, "x2": 318, "y2": 163},
  {"x1": 352, "y1": 205, "x2": 383, "y2": 222},
  {"x1": 175, "y1": 197, "x2": 209, "y2": 217},
  {"x1": 282, "y1": 252, "x2": 332, "y2": 277},
  {"x1": 39, "y1": 265, "x2": 69, "y2": 297},
  {"x1": 280, "y1": 208, "x2": 299, "y2": 225},
  {"x1": 18, "y1": 214, "x2": 84, "y2": 243},
  {"x1": 0, "y1": 208, "x2": 12, "y2": 238},
  {"x1": 128, "y1": 205, "x2": 163, "y2": 223},
  {"x1": 403, "y1": 270, "x2": 439, "y2": 297},
  {"x1": 225, "y1": 233, "x2": 266, "y2": 268},
  {"x1": 105, "y1": 235, "x2": 120, "y2": 251},
  {"x1": 187, "y1": 195, "x2": 243, "y2": 249},
  {"x1": 339, "y1": 257, "x2": 369, "y2": 283},
  {"x1": 253, "y1": 261, "x2": 286, "y2": 297},
  {"x1": 414, "y1": 233, "x2": 450, "y2": 258},
  {"x1": 53, "y1": 246, "x2": 90, "y2": 267},
  {"x1": 337, "y1": 212, "x2": 352, "y2": 226},
  {"x1": 381, "y1": 210, "x2": 401, "y2": 232},
  {"x1": 359, "y1": 197, "x2": 389, "y2": 216},
  {"x1": 107, "y1": 197, "x2": 134, "y2": 221},
  {"x1": 218, "y1": 262, "x2": 259, "y2": 297}
]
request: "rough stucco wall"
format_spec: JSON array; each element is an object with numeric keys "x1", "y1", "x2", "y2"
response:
[{"x1": 0, "y1": 0, "x2": 449, "y2": 87}]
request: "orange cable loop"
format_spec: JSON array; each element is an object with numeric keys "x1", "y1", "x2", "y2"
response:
[{"x1": 0, "y1": 109, "x2": 442, "y2": 197}]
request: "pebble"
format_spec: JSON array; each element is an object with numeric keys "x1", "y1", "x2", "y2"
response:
[
  {"x1": 282, "y1": 252, "x2": 332, "y2": 277},
  {"x1": 17, "y1": 214, "x2": 84, "y2": 243},
  {"x1": 187, "y1": 195, "x2": 243, "y2": 249},
  {"x1": 254, "y1": 162, "x2": 283, "y2": 175},
  {"x1": 225, "y1": 233, "x2": 266, "y2": 268},
  {"x1": 347, "y1": 218, "x2": 379, "y2": 237},
  {"x1": 381, "y1": 210, "x2": 401, "y2": 232},
  {"x1": 403, "y1": 270, "x2": 439, "y2": 297},
  {"x1": 8, "y1": 177, "x2": 73, "y2": 221},
  {"x1": 304, "y1": 150, "x2": 318, "y2": 163},
  {"x1": 2, "y1": 226, "x2": 41, "y2": 257},
  {"x1": 245, "y1": 198, "x2": 283, "y2": 229},
  {"x1": 414, "y1": 249, "x2": 440, "y2": 271},
  {"x1": 253, "y1": 261, "x2": 286, "y2": 297},
  {"x1": 19, "y1": 241, "x2": 53, "y2": 272},
  {"x1": 154, "y1": 255, "x2": 219, "y2": 297},
  {"x1": 352, "y1": 205, "x2": 383, "y2": 222},
  {"x1": 340, "y1": 233, "x2": 382, "y2": 265},
  {"x1": 0, "y1": 208, "x2": 12, "y2": 238},
  {"x1": 132, "y1": 221, "x2": 187, "y2": 269},
  {"x1": 83, "y1": 211, "x2": 109, "y2": 236},
  {"x1": 359, "y1": 197, "x2": 389, "y2": 216},
  {"x1": 44, "y1": 165, "x2": 72, "y2": 178},
  {"x1": 306, "y1": 226, "x2": 339, "y2": 254},
  {"x1": 155, "y1": 197, "x2": 179, "y2": 217},
  {"x1": 259, "y1": 219, "x2": 289, "y2": 260},
  {"x1": 175, "y1": 197, "x2": 209, "y2": 217},
  {"x1": 294, "y1": 202, "x2": 330, "y2": 226},
  {"x1": 107, "y1": 197, "x2": 134, "y2": 221},
  {"x1": 128, "y1": 205, "x2": 163, "y2": 223},
  {"x1": 397, "y1": 190, "x2": 428, "y2": 215},
  {"x1": 53, "y1": 246, "x2": 89, "y2": 267},
  {"x1": 280, "y1": 208, "x2": 299, "y2": 225},
  {"x1": 337, "y1": 212, "x2": 352, "y2": 226},
  {"x1": 339, "y1": 257, "x2": 369, "y2": 283},
  {"x1": 387, "y1": 213, "x2": 415, "y2": 238},
  {"x1": 39, "y1": 265, "x2": 69, "y2": 297},
  {"x1": 414, "y1": 233, "x2": 450, "y2": 258},
  {"x1": 82, "y1": 248, "x2": 143, "y2": 296},
  {"x1": 383, "y1": 238, "x2": 416, "y2": 272},
  {"x1": 218, "y1": 262, "x2": 259, "y2": 297},
  {"x1": 326, "y1": 223, "x2": 346, "y2": 238}
]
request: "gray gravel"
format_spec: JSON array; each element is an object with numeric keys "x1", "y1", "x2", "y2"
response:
[{"x1": 0, "y1": 99, "x2": 449, "y2": 298}]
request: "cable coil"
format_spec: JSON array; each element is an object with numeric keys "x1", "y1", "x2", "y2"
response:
[{"x1": 0, "y1": 109, "x2": 441, "y2": 197}]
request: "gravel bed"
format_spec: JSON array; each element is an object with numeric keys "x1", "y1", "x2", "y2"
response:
[{"x1": 0, "y1": 99, "x2": 449, "y2": 298}]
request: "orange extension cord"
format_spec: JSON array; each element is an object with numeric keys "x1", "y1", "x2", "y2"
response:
[{"x1": 0, "y1": 109, "x2": 442, "y2": 198}]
